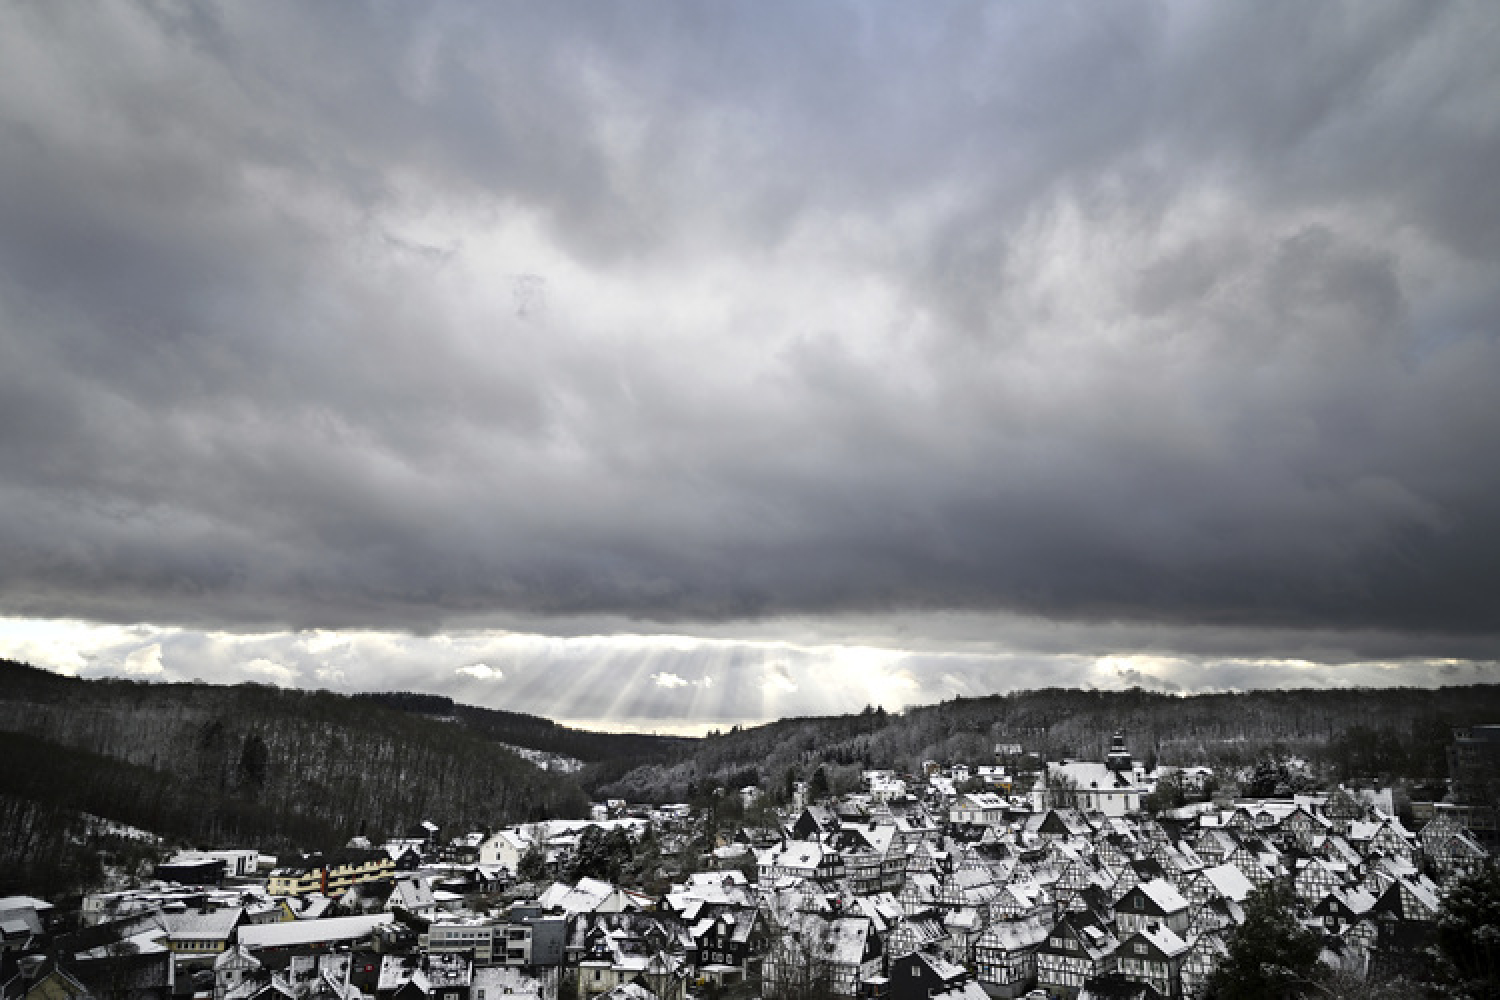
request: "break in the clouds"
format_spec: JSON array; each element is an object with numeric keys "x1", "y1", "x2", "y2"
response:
[
  {"x1": 2, "y1": 616, "x2": 1495, "y2": 736},
  {"x1": 1, "y1": 2, "x2": 1499, "y2": 718}
]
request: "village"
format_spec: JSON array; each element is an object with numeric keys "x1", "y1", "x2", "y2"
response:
[{"x1": 2, "y1": 729, "x2": 1495, "y2": 1000}]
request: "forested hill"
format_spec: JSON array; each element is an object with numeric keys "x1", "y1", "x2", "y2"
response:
[
  {"x1": 0, "y1": 659, "x2": 590, "y2": 859},
  {"x1": 356, "y1": 691, "x2": 695, "y2": 762},
  {"x1": 590, "y1": 684, "x2": 1500, "y2": 802}
]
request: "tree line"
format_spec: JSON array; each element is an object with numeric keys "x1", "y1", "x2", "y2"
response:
[{"x1": 589, "y1": 685, "x2": 1500, "y2": 803}]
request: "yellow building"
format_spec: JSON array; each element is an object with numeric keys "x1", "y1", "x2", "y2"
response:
[
  {"x1": 161, "y1": 907, "x2": 246, "y2": 959},
  {"x1": 268, "y1": 851, "x2": 395, "y2": 897}
]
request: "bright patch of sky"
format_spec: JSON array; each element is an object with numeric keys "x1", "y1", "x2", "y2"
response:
[{"x1": 3, "y1": 616, "x2": 1493, "y2": 736}]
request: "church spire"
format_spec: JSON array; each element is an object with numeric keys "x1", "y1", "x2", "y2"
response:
[{"x1": 1106, "y1": 729, "x2": 1132, "y2": 772}]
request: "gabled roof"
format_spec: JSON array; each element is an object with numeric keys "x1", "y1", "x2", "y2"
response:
[
  {"x1": 1313, "y1": 886, "x2": 1376, "y2": 919},
  {"x1": 800, "y1": 806, "x2": 840, "y2": 832},
  {"x1": 163, "y1": 906, "x2": 244, "y2": 941},
  {"x1": 850, "y1": 893, "x2": 904, "y2": 933},
  {"x1": 997, "y1": 879, "x2": 1049, "y2": 910},
  {"x1": 975, "y1": 915, "x2": 1050, "y2": 952},
  {"x1": 1374, "y1": 875, "x2": 1441, "y2": 920},
  {"x1": 1124, "y1": 879, "x2": 1188, "y2": 915},
  {"x1": 391, "y1": 877, "x2": 434, "y2": 910},
  {"x1": 822, "y1": 916, "x2": 875, "y2": 966},
  {"x1": 214, "y1": 944, "x2": 262, "y2": 972},
  {"x1": 481, "y1": 829, "x2": 532, "y2": 851},
  {"x1": 1192, "y1": 895, "x2": 1245, "y2": 930},
  {"x1": 1186, "y1": 928, "x2": 1230, "y2": 959},
  {"x1": 1125, "y1": 922, "x2": 1189, "y2": 960},
  {"x1": 1321, "y1": 836, "x2": 1362, "y2": 866},
  {"x1": 894, "y1": 916, "x2": 947, "y2": 945},
  {"x1": 901, "y1": 949, "x2": 968, "y2": 984},
  {"x1": 1194, "y1": 828, "x2": 1238, "y2": 854},
  {"x1": 1050, "y1": 915, "x2": 1119, "y2": 961},
  {"x1": 1201, "y1": 864, "x2": 1253, "y2": 903},
  {"x1": 1030, "y1": 809, "x2": 1095, "y2": 838},
  {"x1": 297, "y1": 895, "x2": 336, "y2": 920},
  {"x1": 943, "y1": 907, "x2": 984, "y2": 933},
  {"x1": 759, "y1": 840, "x2": 831, "y2": 870}
]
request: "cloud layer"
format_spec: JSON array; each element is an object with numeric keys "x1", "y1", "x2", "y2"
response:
[
  {"x1": 3, "y1": 616, "x2": 1494, "y2": 735},
  {"x1": 1, "y1": 3, "x2": 1498, "y2": 702}
]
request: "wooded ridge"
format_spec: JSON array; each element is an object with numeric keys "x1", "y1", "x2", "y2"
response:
[
  {"x1": 588, "y1": 683, "x2": 1500, "y2": 803},
  {"x1": 0, "y1": 659, "x2": 591, "y2": 868}
]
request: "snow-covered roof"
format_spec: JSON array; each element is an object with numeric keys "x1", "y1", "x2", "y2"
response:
[
  {"x1": 1135, "y1": 878, "x2": 1189, "y2": 913},
  {"x1": 1201, "y1": 864, "x2": 1253, "y2": 903},
  {"x1": 1046, "y1": 761, "x2": 1142, "y2": 792},
  {"x1": 163, "y1": 907, "x2": 243, "y2": 941},
  {"x1": 238, "y1": 914, "x2": 391, "y2": 950},
  {"x1": 822, "y1": 917, "x2": 871, "y2": 966},
  {"x1": 471, "y1": 966, "x2": 547, "y2": 1000},
  {"x1": 1132, "y1": 922, "x2": 1189, "y2": 959},
  {"x1": 0, "y1": 897, "x2": 53, "y2": 913},
  {"x1": 976, "y1": 915, "x2": 1050, "y2": 952},
  {"x1": 917, "y1": 950, "x2": 968, "y2": 982},
  {"x1": 760, "y1": 840, "x2": 830, "y2": 869},
  {"x1": 955, "y1": 792, "x2": 1007, "y2": 811},
  {"x1": 1330, "y1": 886, "x2": 1377, "y2": 915},
  {"x1": 391, "y1": 877, "x2": 435, "y2": 910}
]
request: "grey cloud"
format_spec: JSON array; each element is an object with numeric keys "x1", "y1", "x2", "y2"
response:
[{"x1": 0, "y1": 1, "x2": 1497, "y2": 656}]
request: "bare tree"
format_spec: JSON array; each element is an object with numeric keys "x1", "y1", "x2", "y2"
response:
[
  {"x1": 1043, "y1": 771, "x2": 1079, "y2": 810},
  {"x1": 757, "y1": 891, "x2": 834, "y2": 1000}
]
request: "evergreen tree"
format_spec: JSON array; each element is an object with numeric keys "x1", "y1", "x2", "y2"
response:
[
  {"x1": 237, "y1": 732, "x2": 270, "y2": 792},
  {"x1": 1434, "y1": 860, "x2": 1500, "y2": 999},
  {"x1": 808, "y1": 766, "x2": 830, "y2": 802},
  {"x1": 516, "y1": 842, "x2": 549, "y2": 884},
  {"x1": 1206, "y1": 882, "x2": 1325, "y2": 999},
  {"x1": 1143, "y1": 772, "x2": 1187, "y2": 814},
  {"x1": 1245, "y1": 756, "x2": 1288, "y2": 798}
]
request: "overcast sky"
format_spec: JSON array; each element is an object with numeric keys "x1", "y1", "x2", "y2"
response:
[{"x1": 1, "y1": 2, "x2": 1497, "y2": 733}]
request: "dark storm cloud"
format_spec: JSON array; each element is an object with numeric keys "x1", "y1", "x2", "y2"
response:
[{"x1": 1, "y1": 1, "x2": 1498, "y2": 643}]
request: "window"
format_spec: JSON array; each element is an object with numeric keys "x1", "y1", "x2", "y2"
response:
[{"x1": 1133, "y1": 943, "x2": 1147, "y2": 955}]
